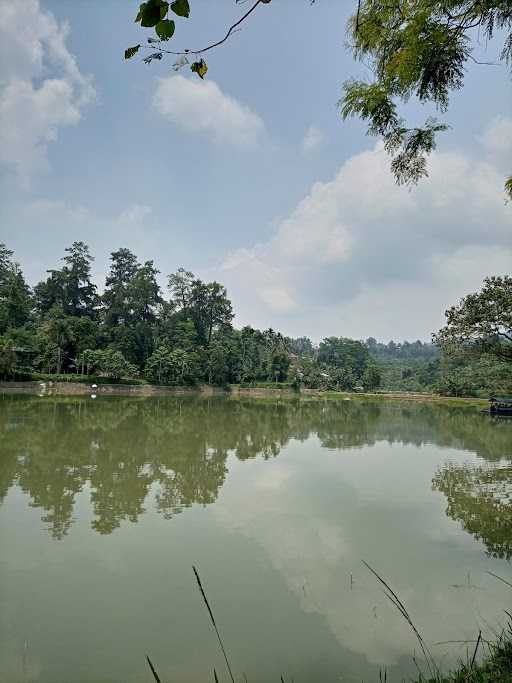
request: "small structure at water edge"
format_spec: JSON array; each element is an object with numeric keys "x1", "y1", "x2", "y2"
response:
[{"x1": 489, "y1": 396, "x2": 512, "y2": 415}]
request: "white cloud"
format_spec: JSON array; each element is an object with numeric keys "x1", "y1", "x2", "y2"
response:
[
  {"x1": 116, "y1": 204, "x2": 152, "y2": 225},
  {"x1": 301, "y1": 125, "x2": 324, "y2": 152},
  {"x1": 478, "y1": 115, "x2": 512, "y2": 170},
  {"x1": 152, "y1": 75, "x2": 265, "y2": 146},
  {"x1": 219, "y1": 127, "x2": 511, "y2": 340},
  {"x1": 0, "y1": 0, "x2": 95, "y2": 184},
  {"x1": 23, "y1": 199, "x2": 89, "y2": 222}
]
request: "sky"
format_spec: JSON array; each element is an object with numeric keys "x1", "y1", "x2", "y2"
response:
[{"x1": 0, "y1": 0, "x2": 510, "y2": 342}]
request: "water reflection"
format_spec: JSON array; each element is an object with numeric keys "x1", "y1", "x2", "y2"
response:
[
  {"x1": 0, "y1": 395, "x2": 511, "y2": 555},
  {"x1": 432, "y1": 462, "x2": 512, "y2": 560}
]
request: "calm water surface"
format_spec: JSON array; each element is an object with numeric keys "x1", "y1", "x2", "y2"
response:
[{"x1": 1, "y1": 395, "x2": 511, "y2": 682}]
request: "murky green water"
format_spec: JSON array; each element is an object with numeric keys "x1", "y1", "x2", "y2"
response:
[{"x1": 1, "y1": 395, "x2": 511, "y2": 682}]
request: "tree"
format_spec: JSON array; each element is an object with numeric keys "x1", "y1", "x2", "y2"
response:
[
  {"x1": 168, "y1": 267, "x2": 194, "y2": 313},
  {"x1": 432, "y1": 462, "x2": 512, "y2": 560},
  {"x1": 270, "y1": 351, "x2": 291, "y2": 382},
  {"x1": 318, "y1": 337, "x2": 370, "y2": 378},
  {"x1": 362, "y1": 364, "x2": 381, "y2": 391},
  {"x1": 35, "y1": 242, "x2": 98, "y2": 318},
  {"x1": 189, "y1": 280, "x2": 233, "y2": 346},
  {"x1": 103, "y1": 248, "x2": 139, "y2": 327},
  {"x1": 340, "y1": 1, "x2": 512, "y2": 193},
  {"x1": 79, "y1": 348, "x2": 137, "y2": 379},
  {"x1": 145, "y1": 345, "x2": 200, "y2": 385},
  {"x1": 61, "y1": 241, "x2": 98, "y2": 317},
  {"x1": 128, "y1": 260, "x2": 162, "y2": 324},
  {"x1": 125, "y1": 1, "x2": 512, "y2": 197},
  {"x1": 0, "y1": 244, "x2": 32, "y2": 334},
  {"x1": 434, "y1": 276, "x2": 512, "y2": 363},
  {"x1": 0, "y1": 337, "x2": 17, "y2": 378}
]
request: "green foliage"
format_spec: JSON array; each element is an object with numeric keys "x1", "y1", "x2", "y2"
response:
[
  {"x1": 123, "y1": 0, "x2": 511, "y2": 193},
  {"x1": 434, "y1": 276, "x2": 512, "y2": 363},
  {"x1": 341, "y1": 1, "x2": 512, "y2": 189},
  {"x1": 506, "y1": 175, "x2": 512, "y2": 200},
  {"x1": 78, "y1": 349, "x2": 138, "y2": 380},
  {"x1": 362, "y1": 364, "x2": 381, "y2": 391},
  {"x1": 0, "y1": 337, "x2": 17, "y2": 378},
  {"x1": 135, "y1": 1, "x2": 169, "y2": 28},
  {"x1": 155, "y1": 18, "x2": 175, "y2": 40},
  {"x1": 0, "y1": 243, "x2": 32, "y2": 334},
  {"x1": 170, "y1": 0, "x2": 190, "y2": 18},
  {"x1": 1, "y1": 242, "x2": 509, "y2": 397},
  {"x1": 144, "y1": 345, "x2": 200, "y2": 385},
  {"x1": 129, "y1": 0, "x2": 200, "y2": 76}
]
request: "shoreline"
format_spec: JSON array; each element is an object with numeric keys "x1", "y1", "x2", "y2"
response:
[{"x1": 0, "y1": 380, "x2": 488, "y2": 407}]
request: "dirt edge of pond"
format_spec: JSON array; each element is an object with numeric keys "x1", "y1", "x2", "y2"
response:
[{"x1": 0, "y1": 380, "x2": 487, "y2": 407}]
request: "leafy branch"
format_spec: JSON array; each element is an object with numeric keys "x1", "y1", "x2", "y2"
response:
[{"x1": 125, "y1": 0, "x2": 270, "y2": 78}]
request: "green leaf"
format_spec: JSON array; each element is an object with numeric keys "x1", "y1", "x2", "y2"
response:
[
  {"x1": 155, "y1": 18, "x2": 175, "y2": 40},
  {"x1": 191, "y1": 58, "x2": 208, "y2": 79},
  {"x1": 139, "y1": 0, "x2": 168, "y2": 27},
  {"x1": 124, "y1": 44, "x2": 141, "y2": 60},
  {"x1": 135, "y1": 3, "x2": 146, "y2": 23},
  {"x1": 170, "y1": 0, "x2": 190, "y2": 18},
  {"x1": 159, "y1": 1, "x2": 169, "y2": 20}
]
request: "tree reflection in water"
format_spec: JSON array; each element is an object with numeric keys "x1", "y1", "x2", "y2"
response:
[
  {"x1": 0, "y1": 395, "x2": 511, "y2": 557},
  {"x1": 432, "y1": 461, "x2": 512, "y2": 560}
]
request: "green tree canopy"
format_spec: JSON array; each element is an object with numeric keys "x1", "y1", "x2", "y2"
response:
[
  {"x1": 434, "y1": 276, "x2": 512, "y2": 363},
  {"x1": 0, "y1": 243, "x2": 32, "y2": 334}
]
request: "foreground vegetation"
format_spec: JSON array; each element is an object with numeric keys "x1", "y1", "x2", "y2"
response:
[
  {"x1": 0, "y1": 242, "x2": 511, "y2": 398},
  {"x1": 426, "y1": 630, "x2": 512, "y2": 683}
]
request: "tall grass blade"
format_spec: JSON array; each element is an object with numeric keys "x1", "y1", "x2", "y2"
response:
[
  {"x1": 146, "y1": 654, "x2": 163, "y2": 683},
  {"x1": 192, "y1": 565, "x2": 235, "y2": 683},
  {"x1": 487, "y1": 571, "x2": 512, "y2": 589},
  {"x1": 362, "y1": 560, "x2": 437, "y2": 679},
  {"x1": 470, "y1": 630, "x2": 482, "y2": 669}
]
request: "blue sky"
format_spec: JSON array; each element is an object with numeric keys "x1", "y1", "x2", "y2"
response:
[{"x1": 0, "y1": 0, "x2": 510, "y2": 341}]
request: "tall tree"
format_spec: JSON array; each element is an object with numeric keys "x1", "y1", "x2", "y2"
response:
[
  {"x1": 61, "y1": 241, "x2": 98, "y2": 317},
  {"x1": 35, "y1": 242, "x2": 98, "y2": 318},
  {"x1": 168, "y1": 267, "x2": 195, "y2": 313},
  {"x1": 434, "y1": 276, "x2": 512, "y2": 363},
  {"x1": 103, "y1": 248, "x2": 139, "y2": 327},
  {"x1": 189, "y1": 280, "x2": 233, "y2": 346},
  {"x1": 0, "y1": 244, "x2": 32, "y2": 334},
  {"x1": 129, "y1": 260, "x2": 162, "y2": 324}
]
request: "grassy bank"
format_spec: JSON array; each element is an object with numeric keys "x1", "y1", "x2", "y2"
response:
[
  {"x1": 423, "y1": 627, "x2": 512, "y2": 682},
  {"x1": 0, "y1": 378, "x2": 490, "y2": 407}
]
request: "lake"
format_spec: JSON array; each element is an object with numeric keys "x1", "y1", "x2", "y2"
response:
[{"x1": 1, "y1": 394, "x2": 511, "y2": 682}]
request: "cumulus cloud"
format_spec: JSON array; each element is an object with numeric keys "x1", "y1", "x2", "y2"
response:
[
  {"x1": 0, "y1": 0, "x2": 95, "y2": 184},
  {"x1": 301, "y1": 125, "x2": 325, "y2": 152},
  {"x1": 219, "y1": 127, "x2": 511, "y2": 340},
  {"x1": 152, "y1": 75, "x2": 265, "y2": 146}
]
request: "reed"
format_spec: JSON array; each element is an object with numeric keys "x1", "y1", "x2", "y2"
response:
[
  {"x1": 145, "y1": 654, "x2": 162, "y2": 683},
  {"x1": 362, "y1": 560, "x2": 438, "y2": 679},
  {"x1": 193, "y1": 565, "x2": 236, "y2": 683}
]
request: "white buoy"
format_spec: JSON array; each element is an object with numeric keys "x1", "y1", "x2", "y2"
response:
[
  {"x1": 91, "y1": 384, "x2": 98, "y2": 389},
  {"x1": 91, "y1": 394, "x2": 97, "y2": 399}
]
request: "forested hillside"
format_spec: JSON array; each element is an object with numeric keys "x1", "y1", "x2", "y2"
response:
[{"x1": 0, "y1": 242, "x2": 510, "y2": 396}]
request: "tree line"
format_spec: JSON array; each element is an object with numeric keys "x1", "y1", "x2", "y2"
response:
[{"x1": 0, "y1": 242, "x2": 510, "y2": 395}]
